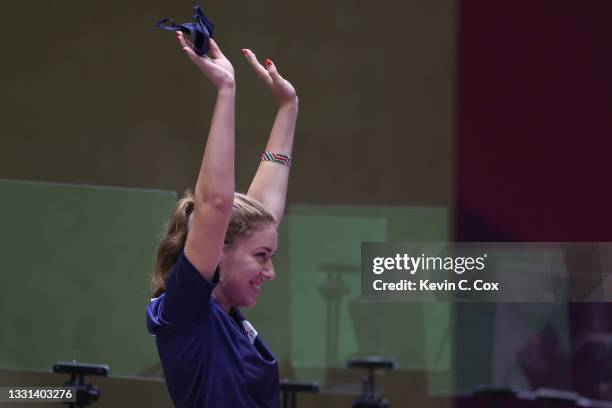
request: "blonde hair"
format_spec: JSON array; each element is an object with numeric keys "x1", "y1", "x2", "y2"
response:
[{"x1": 151, "y1": 191, "x2": 276, "y2": 297}]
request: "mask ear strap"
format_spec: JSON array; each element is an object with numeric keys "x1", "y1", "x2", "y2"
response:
[
  {"x1": 155, "y1": 19, "x2": 194, "y2": 38},
  {"x1": 155, "y1": 18, "x2": 179, "y2": 31}
]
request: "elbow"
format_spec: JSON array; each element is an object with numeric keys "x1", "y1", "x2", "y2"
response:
[
  {"x1": 210, "y1": 195, "x2": 234, "y2": 211},
  {"x1": 195, "y1": 191, "x2": 234, "y2": 212}
]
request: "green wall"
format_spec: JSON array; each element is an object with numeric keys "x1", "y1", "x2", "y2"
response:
[{"x1": 0, "y1": 180, "x2": 176, "y2": 377}]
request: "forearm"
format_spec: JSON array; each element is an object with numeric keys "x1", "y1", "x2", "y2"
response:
[
  {"x1": 194, "y1": 87, "x2": 236, "y2": 205},
  {"x1": 248, "y1": 99, "x2": 298, "y2": 221},
  {"x1": 263, "y1": 99, "x2": 298, "y2": 153}
]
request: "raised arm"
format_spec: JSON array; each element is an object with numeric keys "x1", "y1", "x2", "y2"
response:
[
  {"x1": 177, "y1": 32, "x2": 236, "y2": 282},
  {"x1": 242, "y1": 49, "x2": 298, "y2": 224}
]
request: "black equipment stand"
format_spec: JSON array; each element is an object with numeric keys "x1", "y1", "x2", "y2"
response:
[
  {"x1": 53, "y1": 361, "x2": 109, "y2": 408},
  {"x1": 347, "y1": 357, "x2": 397, "y2": 408},
  {"x1": 280, "y1": 379, "x2": 320, "y2": 408}
]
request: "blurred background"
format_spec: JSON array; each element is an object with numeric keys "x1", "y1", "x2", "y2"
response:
[{"x1": 1, "y1": 0, "x2": 611, "y2": 406}]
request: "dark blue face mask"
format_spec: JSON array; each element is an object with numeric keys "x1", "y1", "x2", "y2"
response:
[{"x1": 156, "y1": 4, "x2": 215, "y2": 56}]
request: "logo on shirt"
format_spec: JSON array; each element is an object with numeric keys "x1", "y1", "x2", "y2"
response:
[{"x1": 242, "y1": 320, "x2": 258, "y2": 344}]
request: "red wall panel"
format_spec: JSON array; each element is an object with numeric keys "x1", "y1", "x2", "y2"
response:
[{"x1": 457, "y1": 0, "x2": 612, "y2": 241}]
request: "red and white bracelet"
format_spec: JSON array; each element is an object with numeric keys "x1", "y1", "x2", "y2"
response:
[{"x1": 261, "y1": 152, "x2": 293, "y2": 167}]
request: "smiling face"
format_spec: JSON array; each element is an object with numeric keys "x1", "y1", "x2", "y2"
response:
[{"x1": 215, "y1": 222, "x2": 278, "y2": 309}]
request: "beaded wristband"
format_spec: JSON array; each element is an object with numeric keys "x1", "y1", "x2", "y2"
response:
[{"x1": 261, "y1": 152, "x2": 292, "y2": 167}]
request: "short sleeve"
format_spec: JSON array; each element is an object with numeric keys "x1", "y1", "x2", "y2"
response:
[{"x1": 158, "y1": 250, "x2": 219, "y2": 326}]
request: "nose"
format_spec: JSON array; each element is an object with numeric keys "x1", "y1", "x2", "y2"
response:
[{"x1": 262, "y1": 259, "x2": 275, "y2": 281}]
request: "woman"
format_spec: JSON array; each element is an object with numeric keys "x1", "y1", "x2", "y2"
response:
[{"x1": 146, "y1": 31, "x2": 298, "y2": 407}]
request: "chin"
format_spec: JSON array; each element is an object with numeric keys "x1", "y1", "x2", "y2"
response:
[{"x1": 242, "y1": 298, "x2": 257, "y2": 308}]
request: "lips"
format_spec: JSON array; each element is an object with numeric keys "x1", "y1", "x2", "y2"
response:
[{"x1": 250, "y1": 280, "x2": 262, "y2": 294}]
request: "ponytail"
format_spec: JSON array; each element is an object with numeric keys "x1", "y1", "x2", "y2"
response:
[{"x1": 151, "y1": 191, "x2": 194, "y2": 297}]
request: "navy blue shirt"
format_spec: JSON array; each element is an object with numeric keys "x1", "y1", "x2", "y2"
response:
[{"x1": 146, "y1": 251, "x2": 280, "y2": 407}]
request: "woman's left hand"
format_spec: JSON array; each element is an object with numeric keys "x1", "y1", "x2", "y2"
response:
[{"x1": 241, "y1": 49, "x2": 298, "y2": 107}]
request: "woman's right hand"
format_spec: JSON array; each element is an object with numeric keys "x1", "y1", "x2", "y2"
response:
[{"x1": 177, "y1": 32, "x2": 235, "y2": 90}]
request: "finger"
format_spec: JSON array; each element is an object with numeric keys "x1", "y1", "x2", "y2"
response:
[
  {"x1": 176, "y1": 31, "x2": 212, "y2": 67},
  {"x1": 241, "y1": 48, "x2": 272, "y2": 85},
  {"x1": 181, "y1": 44, "x2": 205, "y2": 65},
  {"x1": 177, "y1": 34, "x2": 211, "y2": 66},
  {"x1": 207, "y1": 38, "x2": 225, "y2": 59},
  {"x1": 264, "y1": 58, "x2": 283, "y2": 83},
  {"x1": 176, "y1": 33, "x2": 199, "y2": 63},
  {"x1": 176, "y1": 31, "x2": 195, "y2": 51}
]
